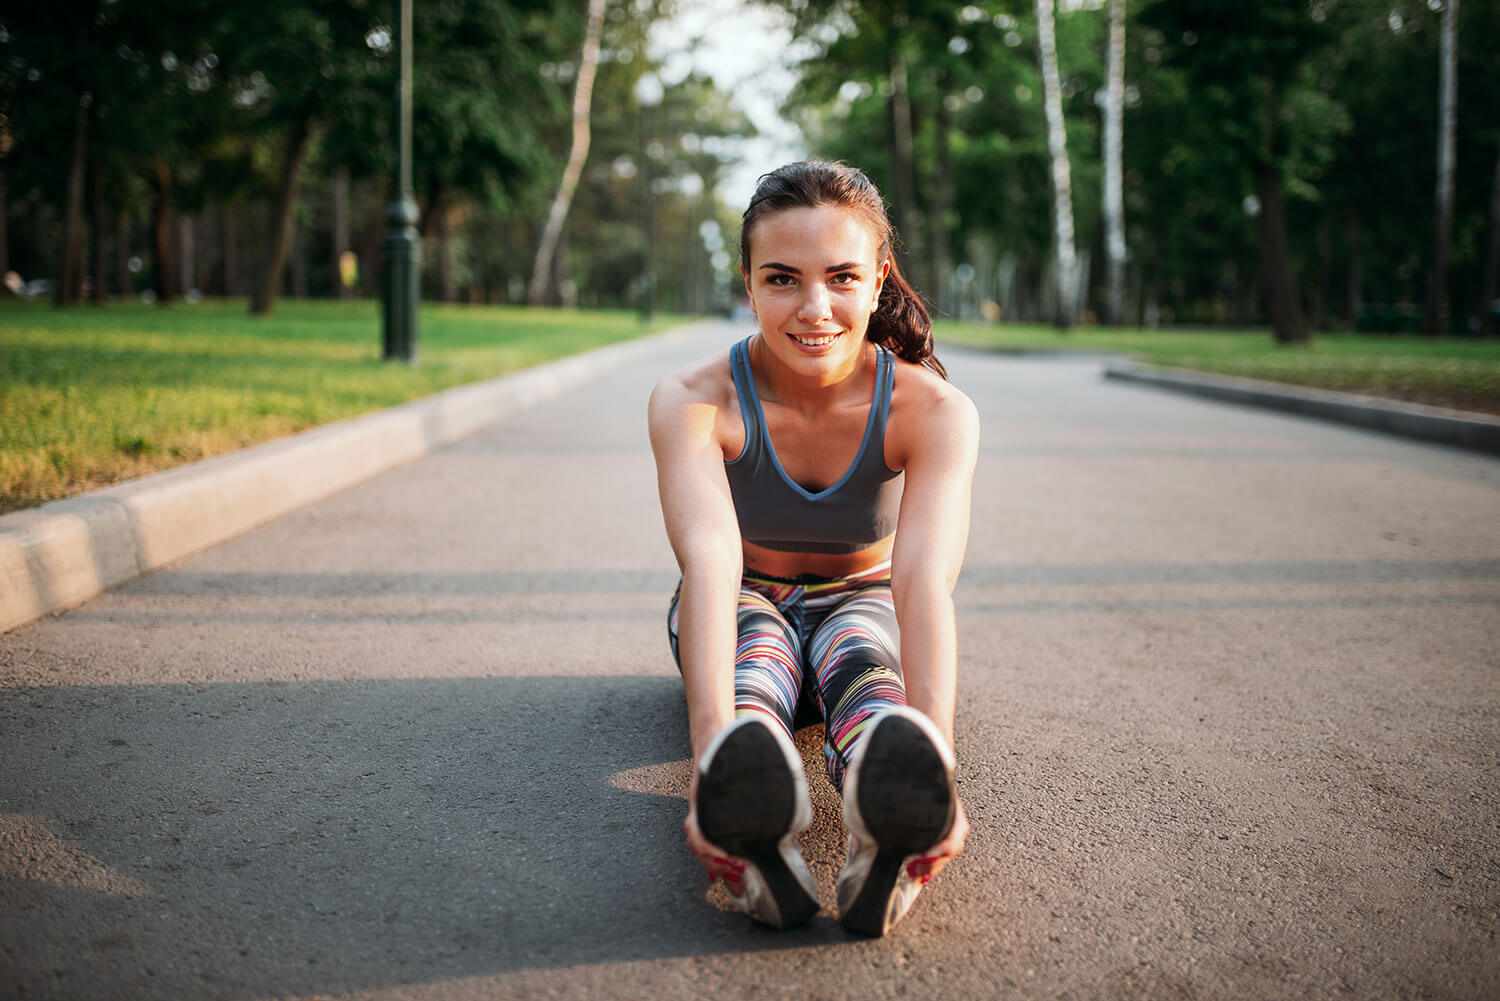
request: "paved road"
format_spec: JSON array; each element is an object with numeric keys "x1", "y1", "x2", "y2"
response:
[{"x1": 3, "y1": 322, "x2": 1497, "y2": 1000}]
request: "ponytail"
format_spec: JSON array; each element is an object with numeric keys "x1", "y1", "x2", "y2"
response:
[{"x1": 870, "y1": 258, "x2": 946, "y2": 380}]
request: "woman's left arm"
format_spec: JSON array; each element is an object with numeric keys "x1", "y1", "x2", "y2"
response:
[
  {"x1": 889, "y1": 382, "x2": 980, "y2": 881},
  {"x1": 890, "y1": 385, "x2": 980, "y2": 745}
]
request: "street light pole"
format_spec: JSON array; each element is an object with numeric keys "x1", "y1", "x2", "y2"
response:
[{"x1": 382, "y1": 0, "x2": 419, "y2": 363}]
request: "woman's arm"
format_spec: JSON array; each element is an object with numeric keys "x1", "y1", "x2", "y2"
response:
[
  {"x1": 889, "y1": 383, "x2": 980, "y2": 879},
  {"x1": 647, "y1": 374, "x2": 742, "y2": 760},
  {"x1": 647, "y1": 371, "x2": 751, "y2": 889}
]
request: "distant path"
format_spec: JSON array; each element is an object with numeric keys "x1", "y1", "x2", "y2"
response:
[{"x1": 3, "y1": 322, "x2": 1497, "y2": 1000}]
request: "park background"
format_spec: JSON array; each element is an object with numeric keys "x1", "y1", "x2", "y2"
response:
[{"x1": 2, "y1": 0, "x2": 1499, "y2": 512}]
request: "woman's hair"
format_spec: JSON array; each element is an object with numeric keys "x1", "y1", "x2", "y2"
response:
[{"x1": 739, "y1": 160, "x2": 946, "y2": 379}]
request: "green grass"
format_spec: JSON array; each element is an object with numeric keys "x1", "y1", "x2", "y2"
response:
[
  {"x1": 1, "y1": 297, "x2": 686, "y2": 514},
  {"x1": 937, "y1": 321, "x2": 1500, "y2": 417}
]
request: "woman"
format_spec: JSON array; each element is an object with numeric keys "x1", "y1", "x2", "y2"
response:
[{"x1": 647, "y1": 161, "x2": 978, "y2": 936}]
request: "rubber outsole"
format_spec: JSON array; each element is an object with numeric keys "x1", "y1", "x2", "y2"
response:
[
  {"x1": 841, "y1": 713, "x2": 955, "y2": 936},
  {"x1": 695, "y1": 720, "x2": 819, "y2": 929}
]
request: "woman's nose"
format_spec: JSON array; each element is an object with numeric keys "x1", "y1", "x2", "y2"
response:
[{"x1": 797, "y1": 282, "x2": 832, "y2": 322}]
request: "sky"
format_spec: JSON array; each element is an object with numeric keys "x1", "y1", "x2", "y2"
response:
[{"x1": 647, "y1": 0, "x2": 811, "y2": 208}]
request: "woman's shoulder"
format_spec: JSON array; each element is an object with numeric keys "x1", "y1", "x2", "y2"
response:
[
  {"x1": 647, "y1": 345, "x2": 740, "y2": 428},
  {"x1": 889, "y1": 354, "x2": 977, "y2": 423},
  {"x1": 887, "y1": 355, "x2": 979, "y2": 464}
]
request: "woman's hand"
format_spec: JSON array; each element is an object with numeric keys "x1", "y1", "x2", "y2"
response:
[
  {"x1": 903, "y1": 794, "x2": 969, "y2": 884},
  {"x1": 684, "y1": 765, "x2": 747, "y2": 892}
]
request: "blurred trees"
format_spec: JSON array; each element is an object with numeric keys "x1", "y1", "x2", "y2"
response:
[
  {"x1": 782, "y1": 0, "x2": 1499, "y2": 335},
  {"x1": 1, "y1": 0, "x2": 752, "y2": 316},
  {"x1": 3, "y1": 0, "x2": 1497, "y2": 336}
]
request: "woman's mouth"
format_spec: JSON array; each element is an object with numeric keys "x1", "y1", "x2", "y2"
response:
[{"x1": 789, "y1": 331, "x2": 840, "y2": 348}]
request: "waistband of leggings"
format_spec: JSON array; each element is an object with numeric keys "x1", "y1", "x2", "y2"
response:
[{"x1": 742, "y1": 559, "x2": 892, "y2": 589}]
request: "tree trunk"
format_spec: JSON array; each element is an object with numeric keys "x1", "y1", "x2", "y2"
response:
[
  {"x1": 436, "y1": 201, "x2": 454, "y2": 303},
  {"x1": 251, "y1": 114, "x2": 313, "y2": 316},
  {"x1": 333, "y1": 166, "x2": 351, "y2": 299},
  {"x1": 888, "y1": 39, "x2": 920, "y2": 275},
  {"x1": 1422, "y1": 0, "x2": 1458, "y2": 334},
  {"x1": 1481, "y1": 144, "x2": 1500, "y2": 336},
  {"x1": 151, "y1": 158, "x2": 174, "y2": 305},
  {"x1": 1103, "y1": 0, "x2": 1127, "y2": 325},
  {"x1": 56, "y1": 96, "x2": 88, "y2": 308},
  {"x1": 1036, "y1": 0, "x2": 1078, "y2": 329},
  {"x1": 223, "y1": 206, "x2": 241, "y2": 297},
  {"x1": 529, "y1": 0, "x2": 608, "y2": 306},
  {"x1": 177, "y1": 214, "x2": 195, "y2": 298},
  {"x1": 1345, "y1": 210, "x2": 1363, "y2": 330},
  {"x1": 1311, "y1": 223, "x2": 1331, "y2": 332},
  {"x1": 90, "y1": 154, "x2": 106, "y2": 302},
  {"x1": 0, "y1": 169, "x2": 8, "y2": 282},
  {"x1": 931, "y1": 85, "x2": 954, "y2": 315},
  {"x1": 1256, "y1": 166, "x2": 1308, "y2": 344},
  {"x1": 116, "y1": 212, "x2": 131, "y2": 299}
]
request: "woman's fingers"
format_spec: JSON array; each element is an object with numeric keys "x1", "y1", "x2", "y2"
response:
[
  {"x1": 684, "y1": 771, "x2": 747, "y2": 888},
  {"x1": 904, "y1": 794, "x2": 969, "y2": 882}
]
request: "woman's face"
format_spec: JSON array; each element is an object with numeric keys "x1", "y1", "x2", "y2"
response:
[{"x1": 743, "y1": 205, "x2": 889, "y2": 381}]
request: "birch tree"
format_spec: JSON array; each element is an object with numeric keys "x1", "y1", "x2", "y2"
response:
[
  {"x1": 1422, "y1": 0, "x2": 1458, "y2": 335},
  {"x1": 1036, "y1": 0, "x2": 1078, "y2": 328},
  {"x1": 529, "y1": 0, "x2": 608, "y2": 306},
  {"x1": 1102, "y1": 0, "x2": 1126, "y2": 325}
]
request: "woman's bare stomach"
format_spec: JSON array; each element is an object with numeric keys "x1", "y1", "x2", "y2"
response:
[{"x1": 741, "y1": 536, "x2": 895, "y2": 580}]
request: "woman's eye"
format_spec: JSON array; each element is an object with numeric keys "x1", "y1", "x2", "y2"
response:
[
  {"x1": 831, "y1": 272, "x2": 858, "y2": 285},
  {"x1": 766, "y1": 273, "x2": 794, "y2": 286}
]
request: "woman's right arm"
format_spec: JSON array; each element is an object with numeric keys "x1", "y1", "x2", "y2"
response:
[
  {"x1": 647, "y1": 373, "x2": 742, "y2": 762},
  {"x1": 648, "y1": 372, "x2": 749, "y2": 888}
]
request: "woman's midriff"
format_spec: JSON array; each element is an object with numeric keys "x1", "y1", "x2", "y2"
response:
[{"x1": 741, "y1": 535, "x2": 895, "y2": 580}]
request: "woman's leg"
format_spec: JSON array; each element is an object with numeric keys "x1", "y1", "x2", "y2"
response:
[
  {"x1": 806, "y1": 584, "x2": 906, "y2": 790},
  {"x1": 669, "y1": 582, "x2": 803, "y2": 743}
]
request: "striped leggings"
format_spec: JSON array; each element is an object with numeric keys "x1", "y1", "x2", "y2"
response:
[{"x1": 668, "y1": 564, "x2": 906, "y2": 791}]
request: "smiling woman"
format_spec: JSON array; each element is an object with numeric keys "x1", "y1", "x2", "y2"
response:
[{"x1": 647, "y1": 161, "x2": 980, "y2": 937}]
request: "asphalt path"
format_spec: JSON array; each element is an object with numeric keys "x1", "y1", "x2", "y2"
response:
[{"x1": 3, "y1": 321, "x2": 1497, "y2": 1000}]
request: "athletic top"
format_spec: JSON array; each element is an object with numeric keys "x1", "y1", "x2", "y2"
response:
[{"x1": 725, "y1": 336, "x2": 904, "y2": 554}]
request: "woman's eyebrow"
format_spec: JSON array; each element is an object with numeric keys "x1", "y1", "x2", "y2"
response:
[{"x1": 756, "y1": 262, "x2": 865, "y2": 273}]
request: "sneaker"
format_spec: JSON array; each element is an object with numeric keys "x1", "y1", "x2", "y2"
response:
[
  {"x1": 836, "y1": 705, "x2": 956, "y2": 937},
  {"x1": 695, "y1": 715, "x2": 820, "y2": 929}
]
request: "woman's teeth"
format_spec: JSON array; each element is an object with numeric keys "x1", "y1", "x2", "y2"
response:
[{"x1": 792, "y1": 333, "x2": 838, "y2": 347}]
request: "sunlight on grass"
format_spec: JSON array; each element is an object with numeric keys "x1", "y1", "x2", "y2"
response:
[
  {"x1": 0, "y1": 298, "x2": 686, "y2": 513},
  {"x1": 936, "y1": 321, "x2": 1500, "y2": 415}
]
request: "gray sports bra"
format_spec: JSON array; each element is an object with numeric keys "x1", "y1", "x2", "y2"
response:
[{"x1": 725, "y1": 337, "x2": 904, "y2": 554}]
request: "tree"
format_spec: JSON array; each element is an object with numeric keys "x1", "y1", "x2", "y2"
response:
[
  {"x1": 1102, "y1": 0, "x2": 1127, "y2": 324},
  {"x1": 1036, "y1": 0, "x2": 1079, "y2": 328},
  {"x1": 1422, "y1": 0, "x2": 1458, "y2": 334},
  {"x1": 530, "y1": 0, "x2": 608, "y2": 306}
]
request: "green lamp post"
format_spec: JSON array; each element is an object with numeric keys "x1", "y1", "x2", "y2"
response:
[{"x1": 382, "y1": 0, "x2": 419, "y2": 363}]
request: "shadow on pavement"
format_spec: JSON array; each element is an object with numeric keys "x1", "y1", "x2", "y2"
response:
[{"x1": 0, "y1": 675, "x2": 845, "y2": 999}]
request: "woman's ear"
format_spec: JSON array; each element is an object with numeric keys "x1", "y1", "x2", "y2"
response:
[
  {"x1": 741, "y1": 268, "x2": 755, "y2": 313},
  {"x1": 872, "y1": 258, "x2": 892, "y2": 312}
]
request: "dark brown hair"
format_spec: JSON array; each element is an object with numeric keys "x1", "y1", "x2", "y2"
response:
[{"x1": 739, "y1": 160, "x2": 946, "y2": 379}]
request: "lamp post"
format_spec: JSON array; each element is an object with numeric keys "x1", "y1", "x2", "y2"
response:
[
  {"x1": 634, "y1": 72, "x2": 663, "y2": 325},
  {"x1": 382, "y1": 0, "x2": 419, "y2": 363}
]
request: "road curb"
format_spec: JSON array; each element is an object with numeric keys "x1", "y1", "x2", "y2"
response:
[
  {"x1": 1103, "y1": 360, "x2": 1500, "y2": 456},
  {"x1": 0, "y1": 321, "x2": 712, "y2": 635}
]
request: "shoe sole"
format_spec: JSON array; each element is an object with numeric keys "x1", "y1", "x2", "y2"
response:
[
  {"x1": 696, "y1": 720, "x2": 819, "y2": 929},
  {"x1": 841, "y1": 712, "x2": 955, "y2": 937}
]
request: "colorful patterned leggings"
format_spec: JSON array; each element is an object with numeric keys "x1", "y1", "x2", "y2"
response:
[{"x1": 668, "y1": 563, "x2": 906, "y2": 791}]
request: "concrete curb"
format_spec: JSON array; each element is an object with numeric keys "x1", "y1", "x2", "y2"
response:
[
  {"x1": 1103, "y1": 360, "x2": 1500, "y2": 457},
  {"x1": 0, "y1": 321, "x2": 712, "y2": 634}
]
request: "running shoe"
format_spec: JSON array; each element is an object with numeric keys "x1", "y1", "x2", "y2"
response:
[
  {"x1": 836, "y1": 705, "x2": 956, "y2": 937},
  {"x1": 694, "y1": 715, "x2": 820, "y2": 929}
]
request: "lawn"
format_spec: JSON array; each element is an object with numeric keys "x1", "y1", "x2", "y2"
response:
[
  {"x1": 936, "y1": 321, "x2": 1500, "y2": 417},
  {"x1": 0, "y1": 298, "x2": 685, "y2": 514}
]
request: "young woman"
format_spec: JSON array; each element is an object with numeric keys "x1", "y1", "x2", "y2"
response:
[{"x1": 647, "y1": 161, "x2": 978, "y2": 936}]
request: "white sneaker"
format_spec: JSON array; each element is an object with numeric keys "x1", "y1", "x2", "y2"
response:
[
  {"x1": 695, "y1": 716, "x2": 819, "y2": 929},
  {"x1": 836, "y1": 706, "x2": 956, "y2": 936}
]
